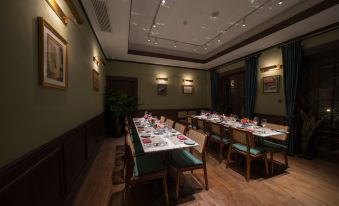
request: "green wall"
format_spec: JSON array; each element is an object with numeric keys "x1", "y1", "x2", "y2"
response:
[
  {"x1": 106, "y1": 61, "x2": 211, "y2": 110},
  {"x1": 0, "y1": 0, "x2": 105, "y2": 167}
]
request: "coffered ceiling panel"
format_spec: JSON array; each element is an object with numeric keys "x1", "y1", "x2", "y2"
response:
[{"x1": 80, "y1": 0, "x2": 339, "y2": 69}]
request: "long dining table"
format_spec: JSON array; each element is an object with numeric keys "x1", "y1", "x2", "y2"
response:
[
  {"x1": 192, "y1": 114, "x2": 288, "y2": 138},
  {"x1": 133, "y1": 118, "x2": 199, "y2": 153}
]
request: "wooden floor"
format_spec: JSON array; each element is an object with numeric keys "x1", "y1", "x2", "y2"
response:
[{"x1": 73, "y1": 138, "x2": 339, "y2": 206}]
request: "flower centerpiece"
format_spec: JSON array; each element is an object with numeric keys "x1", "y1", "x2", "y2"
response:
[
  {"x1": 241, "y1": 118, "x2": 250, "y2": 124},
  {"x1": 144, "y1": 114, "x2": 148, "y2": 119}
]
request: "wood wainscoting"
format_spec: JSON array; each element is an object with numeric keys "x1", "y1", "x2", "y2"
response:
[{"x1": 0, "y1": 113, "x2": 105, "y2": 206}]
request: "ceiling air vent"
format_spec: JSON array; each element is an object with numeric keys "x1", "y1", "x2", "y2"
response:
[{"x1": 91, "y1": 0, "x2": 111, "y2": 32}]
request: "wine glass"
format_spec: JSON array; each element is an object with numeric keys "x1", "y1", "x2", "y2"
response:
[
  {"x1": 261, "y1": 118, "x2": 267, "y2": 128},
  {"x1": 253, "y1": 116, "x2": 259, "y2": 126}
]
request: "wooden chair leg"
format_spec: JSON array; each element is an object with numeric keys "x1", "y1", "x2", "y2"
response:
[
  {"x1": 246, "y1": 156, "x2": 251, "y2": 182},
  {"x1": 162, "y1": 176, "x2": 169, "y2": 204},
  {"x1": 175, "y1": 172, "x2": 180, "y2": 200},
  {"x1": 264, "y1": 153, "x2": 269, "y2": 176},
  {"x1": 219, "y1": 143, "x2": 224, "y2": 163},
  {"x1": 226, "y1": 145, "x2": 232, "y2": 168},
  {"x1": 270, "y1": 152, "x2": 274, "y2": 174},
  {"x1": 206, "y1": 140, "x2": 210, "y2": 155},
  {"x1": 203, "y1": 164, "x2": 209, "y2": 190},
  {"x1": 284, "y1": 151, "x2": 288, "y2": 168}
]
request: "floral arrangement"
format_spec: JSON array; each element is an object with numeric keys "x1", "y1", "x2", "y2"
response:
[
  {"x1": 144, "y1": 114, "x2": 148, "y2": 119},
  {"x1": 241, "y1": 118, "x2": 250, "y2": 124}
]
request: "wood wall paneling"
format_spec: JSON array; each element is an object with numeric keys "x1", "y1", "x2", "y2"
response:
[{"x1": 0, "y1": 113, "x2": 105, "y2": 206}]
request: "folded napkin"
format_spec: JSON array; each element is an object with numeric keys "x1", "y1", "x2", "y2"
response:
[
  {"x1": 177, "y1": 135, "x2": 187, "y2": 140},
  {"x1": 142, "y1": 138, "x2": 151, "y2": 144},
  {"x1": 138, "y1": 128, "x2": 144, "y2": 131}
]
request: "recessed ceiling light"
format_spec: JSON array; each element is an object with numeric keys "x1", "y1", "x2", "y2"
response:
[
  {"x1": 278, "y1": 1, "x2": 283, "y2": 5},
  {"x1": 153, "y1": 24, "x2": 156, "y2": 28},
  {"x1": 147, "y1": 38, "x2": 151, "y2": 42},
  {"x1": 154, "y1": 38, "x2": 158, "y2": 45},
  {"x1": 162, "y1": 0, "x2": 165, "y2": 5},
  {"x1": 242, "y1": 19, "x2": 246, "y2": 27},
  {"x1": 217, "y1": 36, "x2": 221, "y2": 43},
  {"x1": 174, "y1": 42, "x2": 177, "y2": 48},
  {"x1": 204, "y1": 47, "x2": 207, "y2": 50}
]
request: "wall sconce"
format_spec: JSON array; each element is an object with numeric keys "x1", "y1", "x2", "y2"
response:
[
  {"x1": 45, "y1": 0, "x2": 68, "y2": 25},
  {"x1": 183, "y1": 79, "x2": 193, "y2": 83},
  {"x1": 260, "y1": 64, "x2": 281, "y2": 72},
  {"x1": 93, "y1": 56, "x2": 106, "y2": 66},
  {"x1": 156, "y1": 77, "x2": 168, "y2": 84}
]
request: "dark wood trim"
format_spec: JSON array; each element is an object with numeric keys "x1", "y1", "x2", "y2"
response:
[
  {"x1": 0, "y1": 113, "x2": 105, "y2": 206},
  {"x1": 65, "y1": 0, "x2": 84, "y2": 24},
  {"x1": 128, "y1": 49, "x2": 205, "y2": 64},
  {"x1": 106, "y1": 76, "x2": 138, "y2": 97},
  {"x1": 304, "y1": 39, "x2": 339, "y2": 56},
  {"x1": 219, "y1": 67, "x2": 244, "y2": 76},
  {"x1": 108, "y1": 58, "x2": 207, "y2": 71}
]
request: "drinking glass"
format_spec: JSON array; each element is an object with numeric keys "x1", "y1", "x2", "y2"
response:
[{"x1": 261, "y1": 118, "x2": 267, "y2": 128}]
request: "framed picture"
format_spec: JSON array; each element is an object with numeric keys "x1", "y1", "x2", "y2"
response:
[
  {"x1": 38, "y1": 17, "x2": 68, "y2": 89},
  {"x1": 263, "y1": 75, "x2": 280, "y2": 93},
  {"x1": 183, "y1": 85, "x2": 194, "y2": 94},
  {"x1": 92, "y1": 70, "x2": 100, "y2": 91},
  {"x1": 157, "y1": 84, "x2": 167, "y2": 95}
]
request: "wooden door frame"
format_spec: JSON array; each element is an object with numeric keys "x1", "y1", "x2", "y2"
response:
[{"x1": 106, "y1": 76, "x2": 138, "y2": 97}]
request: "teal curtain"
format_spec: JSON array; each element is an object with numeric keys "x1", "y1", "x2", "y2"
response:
[
  {"x1": 244, "y1": 56, "x2": 258, "y2": 119},
  {"x1": 210, "y1": 69, "x2": 218, "y2": 111},
  {"x1": 282, "y1": 41, "x2": 303, "y2": 155}
]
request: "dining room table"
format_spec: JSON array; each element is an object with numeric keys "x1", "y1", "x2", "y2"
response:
[{"x1": 133, "y1": 117, "x2": 199, "y2": 153}]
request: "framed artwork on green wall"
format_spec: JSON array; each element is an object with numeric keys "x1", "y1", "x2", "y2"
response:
[
  {"x1": 157, "y1": 84, "x2": 167, "y2": 95},
  {"x1": 183, "y1": 85, "x2": 194, "y2": 94},
  {"x1": 38, "y1": 17, "x2": 68, "y2": 89},
  {"x1": 263, "y1": 75, "x2": 280, "y2": 93}
]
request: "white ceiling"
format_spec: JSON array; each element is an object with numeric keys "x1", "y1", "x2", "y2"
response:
[{"x1": 80, "y1": 0, "x2": 339, "y2": 70}]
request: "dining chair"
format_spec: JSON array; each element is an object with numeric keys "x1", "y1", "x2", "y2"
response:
[
  {"x1": 196, "y1": 118, "x2": 206, "y2": 132},
  {"x1": 165, "y1": 118, "x2": 175, "y2": 128},
  {"x1": 226, "y1": 128, "x2": 269, "y2": 182},
  {"x1": 262, "y1": 123, "x2": 289, "y2": 174},
  {"x1": 177, "y1": 111, "x2": 188, "y2": 124},
  {"x1": 174, "y1": 122, "x2": 187, "y2": 135},
  {"x1": 160, "y1": 115, "x2": 166, "y2": 123},
  {"x1": 187, "y1": 116, "x2": 196, "y2": 129},
  {"x1": 169, "y1": 129, "x2": 208, "y2": 199},
  {"x1": 125, "y1": 136, "x2": 169, "y2": 204},
  {"x1": 207, "y1": 122, "x2": 230, "y2": 163},
  {"x1": 125, "y1": 127, "x2": 144, "y2": 156}
]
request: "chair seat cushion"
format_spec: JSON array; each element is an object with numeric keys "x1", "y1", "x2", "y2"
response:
[
  {"x1": 170, "y1": 150, "x2": 203, "y2": 168},
  {"x1": 210, "y1": 134, "x2": 230, "y2": 143},
  {"x1": 262, "y1": 140, "x2": 287, "y2": 150},
  {"x1": 133, "y1": 153, "x2": 165, "y2": 177},
  {"x1": 232, "y1": 143, "x2": 266, "y2": 155},
  {"x1": 188, "y1": 125, "x2": 196, "y2": 129}
]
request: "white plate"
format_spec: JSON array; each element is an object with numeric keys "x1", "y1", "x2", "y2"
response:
[{"x1": 184, "y1": 139, "x2": 195, "y2": 145}]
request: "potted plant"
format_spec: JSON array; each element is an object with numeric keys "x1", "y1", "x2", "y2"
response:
[
  {"x1": 105, "y1": 90, "x2": 138, "y2": 137},
  {"x1": 299, "y1": 109, "x2": 324, "y2": 158}
]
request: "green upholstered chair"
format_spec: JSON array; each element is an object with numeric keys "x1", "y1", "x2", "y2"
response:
[
  {"x1": 125, "y1": 136, "x2": 169, "y2": 204},
  {"x1": 174, "y1": 122, "x2": 187, "y2": 135},
  {"x1": 206, "y1": 122, "x2": 230, "y2": 163},
  {"x1": 226, "y1": 128, "x2": 269, "y2": 182},
  {"x1": 165, "y1": 118, "x2": 175, "y2": 129},
  {"x1": 170, "y1": 129, "x2": 208, "y2": 199},
  {"x1": 187, "y1": 116, "x2": 196, "y2": 129},
  {"x1": 262, "y1": 123, "x2": 289, "y2": 174}
]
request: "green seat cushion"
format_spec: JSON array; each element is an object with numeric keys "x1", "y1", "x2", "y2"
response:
[
  {"x1": 170, "y1": 150, "x2": 203, "y2": 168},
  {"x1": 188, "y1": 124, "x2": 196, "y2": 129},
  {"x1": 130, "y1": 133, "x2": 140, "y2": 143},
  {"x1": 210, "y1": 134, "x2": 230, "y2": 143},
  {"x1": 262, "y1": 140, "x2": 286, "y2": 150},
  {"x1": 133, "y1": 141, "x2": 144, "y2": 155},
  {"x1": 133, "y1": 153, "x2": 165, "y2": 177},
  {"x1": 232, "y1": 143, "x2": 266, "y2": 155}
]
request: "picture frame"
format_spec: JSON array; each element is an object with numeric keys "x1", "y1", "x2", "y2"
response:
[
  {"x1": 38, "y1": 17, "x2": 68, "y2": 89},
  {"x1": 92, "y1": 70, "x2": 100, "y2": 91},
  {"x1": 183, "y1": 85, "x2": 194, "y2": 94},
  {"x1": 157, "y1": 84, "x2": 167, "y2": 95},
  {"x1": 263, "y1": 75, "x2": 280, "y2": 93}
]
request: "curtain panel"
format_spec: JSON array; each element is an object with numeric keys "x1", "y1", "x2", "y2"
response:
[
  {"x1": 244, "y1": 56, "x2": 258, "y2": 119},
  {"x1": 282, "y1": 41, "x2": 303, "y2": 155}
]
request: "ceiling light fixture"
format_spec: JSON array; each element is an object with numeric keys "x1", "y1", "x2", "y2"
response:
[
  {"x1": 242, "y1": 18, "x2": 246, "y2": 27},
  {"x1": 217, "y1": 35, "x2": 221, "y2": 43},
  {"x1": 162, "y1": 0, "x2": 165, "y2": 5},
  {"x1": 153, "y1": 24, "x2": 156, "y2": 28},
  {"x1": 174, "y1": 41, "x2": 177, "y2": 48},
  {"x1": 147, "y1": 38, "x2": 151, "y2": 42},
  {"x1": 154, "y1": 38, "x2": 158, "y2": 45},
  {"x1": 278, "y1": 1, "x2": 283, "y2": 5},
  {"x1": 204, "y1": 47, "x2": 207, "y2": 50}
]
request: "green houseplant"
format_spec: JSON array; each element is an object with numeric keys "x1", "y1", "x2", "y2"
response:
[
  {"x1": 105, "y1": 90, "x2": 138, "y2": 137},
  {"x1": 299, "y1": 109, "x2": 324, "y2": 156}
]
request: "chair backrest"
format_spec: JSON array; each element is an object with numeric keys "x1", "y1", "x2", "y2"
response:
[
  {"x1": 187, "y1": 116, "x2": 194, "y2": 125},
  {"x1": 174, "y1": 122, "x2": 187, "y2": 135},
  {"x1": 210, "y1": 122, "x2": 222, "y2": 136},
  {"x1": 177, "y1": 111, "x2": 187, "y2": 119},
  {"x1": 265, "y1": 123, "x2": 289, "y2": 141},
  {"x1": 196, "y1": 119, "x2": 205, "y2": 130},
  {"x1": 125, "y1": 133, "x2": 135, "y2": 156},
  {"x1": 187, "y1": 129, "x2": 208, "y2": 155},
  {"x1": 230, "y1": 128, "x2": 255, "y2": 153},
  {"x1": 124, "y1": 135, "x2": 135, "y2": 183},
  {"x1": 165, "y1": 118, "x2": 175, "y2": 128},
  {"x1": 160, "y1": 116, "x2": 166, "y2": 123},
  {"x1": 187, "y1": 110, "x2": 197, "y2": 115}
]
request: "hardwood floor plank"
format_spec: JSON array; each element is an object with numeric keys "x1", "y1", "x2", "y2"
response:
[{"x1": 74, "y1": 138, "x2": 339, "y2": 206}]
